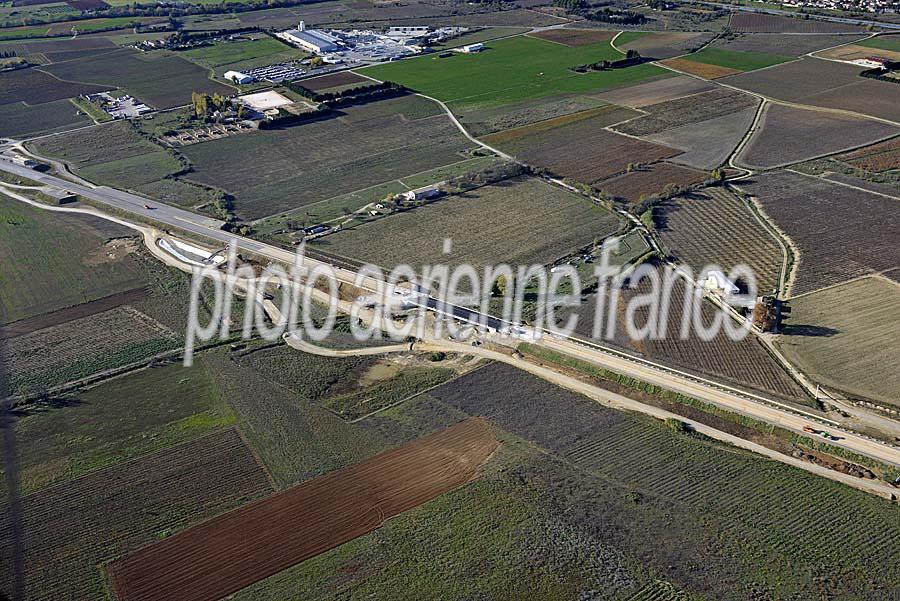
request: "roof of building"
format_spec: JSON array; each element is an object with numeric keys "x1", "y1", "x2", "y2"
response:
[
  {"x1": 705, "y1": 270, "x2": 740, "y2": 294},
  {"x1": 284, "y1": 28, "x2": 340, "y2": 49}
]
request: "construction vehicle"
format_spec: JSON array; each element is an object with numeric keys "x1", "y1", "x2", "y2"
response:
[{"x1": 803, "y1": 425, "x2": 833, "y2": 440}]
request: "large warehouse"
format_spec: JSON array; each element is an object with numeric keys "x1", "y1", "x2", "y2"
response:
[{"x1": 279, "y1": 22, "x2": 341, "y2": 54}]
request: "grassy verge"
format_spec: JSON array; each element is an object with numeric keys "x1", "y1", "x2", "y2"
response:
[{"x1": 70, "y1": 96, "x2": 112, "y2": 123}]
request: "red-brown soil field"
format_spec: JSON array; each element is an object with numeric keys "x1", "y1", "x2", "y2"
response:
[
  {"x1": 596, "y1": 162, "x2": 707, "y2": 203},
  {"x1": 107, "y1": 418, "x2": 499, "y2": 601},
  {"x1": 836, "y1": 136, "x2": 900, "y2": 172},
  {"x1": 527, "y1": 28, "x2": 616, "y2": 47},
  {"x1": 729, "y1": 12, "x2": 865, "y2": 33},
  {"x1": 0, "y1": 429, "x2": 273, "y2": 601},
  {"x1": 660, "y1": 58, "x2": 740, "y2": 79}
]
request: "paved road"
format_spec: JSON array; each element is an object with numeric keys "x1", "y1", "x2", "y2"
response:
[
  {"x1": 0, "y1": 158, "x2": 225, "y2": 231},
  {"x1": 3, "y1": 157, "x2": 900, "y2": 472},
  {"x1": 697, "y1": 1, "x2": 900, "y2": 30}
]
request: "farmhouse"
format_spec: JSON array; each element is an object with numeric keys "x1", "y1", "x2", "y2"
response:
[
  {"x1": 224, "y1": 70, "x2": 254, "y2": 84},
  {"x1": 279, "y1": 22, "x2": 341, "y2": 54},
  {"x1": 399, "y1": 184, "x2": 442, "y2": 201}
]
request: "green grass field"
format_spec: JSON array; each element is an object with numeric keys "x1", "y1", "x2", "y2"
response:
[
  {"x1": 178, "y1": 35, "x2": 307, "y2": 72},
  {"x1": 360, "y1": 34, "x2": 671, "y2": 111},
  {"x1": 0, "y1": 99, "x2": 91, "y2": 138},
  {"x1": 0, "y1": 193, "x2": 146, "y2": 325},
  {"x1": 613, "y1": 31, "x2": 650, "y2": 46},
  {"x1": 857, "y1": 35, "x2": 900, "y2": 53},
  {"x1": 681, "y1": 47, "x2": 794, "y2": 71},
  {"x1": 6, "y1": 360, "x2": 235, "y2": 496}
]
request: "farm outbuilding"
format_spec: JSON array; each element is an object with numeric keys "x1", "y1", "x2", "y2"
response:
[
  {"x1": 224, "y1": 71, "x2": 254, "y2": 85},
  {"x1": 399, "y1": 184, "x2": 442, "y2": 201}
]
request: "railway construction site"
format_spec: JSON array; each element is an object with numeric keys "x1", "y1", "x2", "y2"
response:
[{"x1": 3, "y1": 7, "x2": 900, "y2": 600}]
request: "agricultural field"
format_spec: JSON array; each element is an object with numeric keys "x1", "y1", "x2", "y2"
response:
[
  {"x1": 411, "y1": 364, "x2": 893, "y2": 597},
  {"x1": 614, "y1": 31, "x2": 714, "y2": 60},
  {"x1": 0, "y1": 35, "x2": 117, "y2": 56},
  {"x1": 660, "y1": 56, "x2": 743, "y2": 79},
  {"x1": 0, "y1": 193, "x2": 146, "y2": 325},
  {"x1": 558, "y1": 271, "x2": 807, "y2": 400},
  {"x1": 626, "y1": 278, "x2": 806, "y2": 399},
  {"x1": 526, "y1": 27, "x2": 616, "y2": 47},
  {"x1": 777, "y1": 277, "x2": 900, "y2": 407},
  {"x1": 646, "y1": 107, "x2": 758, "y2": 170},
  {"x1": 721, "y1": 58, "x2": 900, "y2": 122},
  {"x1": 41, "y1": 47, "x2": 234, "y2": 109},
  {"x1": 485, "y1": 115, "x2": 681, "y2": 185},
  {"x1": 179, "y1": 95, "x2": 472, "y2": 220},
  {"x1": 204, "y1": 349, "x2": 389, "y2": 487},
  {"x1": 596, "y1": 162, "x2": 707, "y2": 204},
  {"x1": 3, "y1": 303, "x2": 179, "y2": 393},
  {"x1": 615, "y1": 87, "x2": 758, "y2": 137},
  {"x1": 815, "y1": 42, "x2": 900, "y2": 63},
  {"x1": 0, "y1": 66, "x2": 107, "y2": 105},
  {"x1": 300, "y1": 69, "x2": 367, "y2": 91},
  {"x1": 736, "y1": 170, "x2": 900, "y2": 296},
  {"x1": 593, "y1": 74, "x2": 714, "y2": 108},
  {"x1": 0, "y1": 98, "x2": 90, "y2": 139},
  {"x1": 480, "y1": 103, "x2": 639, "y2": 145},
  {"x1": 675, "y1": 47, "x2": 794, "y2": 71},
  {"x1": 314, "y1": 176, "x2": 622, "y2": 272},
  {"x1": 456, "y1": 93, "x2": 618, "y2": 137},
  {"x1": 255, "y1": 155, "x2": 503, "y2": 242},
  {"x1": 856, "y1": 34, "x2": 900, "y2": 52},
  {"x1": 360, "y1": 34, "x2": 672, "y2": 112},
  {"x1": 106, "y1": 419, "x2": 499, "y2": 601},
  {"x1": 178, "y1": 34, "x2": 308, "y2": 73},
  {"x1": 729, "y1": 12, "x2": 866, "y2": 33},
  {"x1": 0, "y1": 428, "x2": 273, "y2": 601},
  {"x1": 711, "y1": 32, "x2": 867, "y2": 56},
  {"x1": 655, "y1": 186, "x2": 785, "y2": 294},
  {"x1": 836, "y1": 136, "x2": 900, "y2": 172},
  {"x1": 3, "y1": 359, "x2": 235, "y2": 495},
  {"x1": 736, "y1": 104, "x2": 900, "y2": 169},
  {"x1": 27, "y1": 119, "x2": 222, "y2": 205}
]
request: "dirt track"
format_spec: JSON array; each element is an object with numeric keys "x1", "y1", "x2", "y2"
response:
[{"x1": 106, "y1": 418, "x2": 499, "y2": 601}]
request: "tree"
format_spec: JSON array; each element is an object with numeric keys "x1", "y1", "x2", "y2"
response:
[
  {"x1": 492, "y1": 275, "x2": 509, "y2": 297},
  {"x1": 626, "y1": 48, "x2": 641, "y2": 60}
]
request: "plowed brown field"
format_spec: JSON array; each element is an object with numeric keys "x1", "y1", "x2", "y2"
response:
[
  {"x1": 661, "y1": 58, "x2": 741, "y2": 79},
  {"x1": 107, "y1": 418, "x2": 499, "y2": 601}
]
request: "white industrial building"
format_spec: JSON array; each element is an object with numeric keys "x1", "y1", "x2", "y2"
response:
[
  {"x1": 279, "y1": 22, "x2": 341, "y2": 54},
  {"x1": 224, "y1": 70, "x2": 254, "y2": 84},
  {"x1": 457, "y1": 43, "x2": 485, "y2": 54}
]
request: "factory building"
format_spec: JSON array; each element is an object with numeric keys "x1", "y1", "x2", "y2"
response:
[{"x1": 279, "y1": 21, "x2": 341, "y2": 54}]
